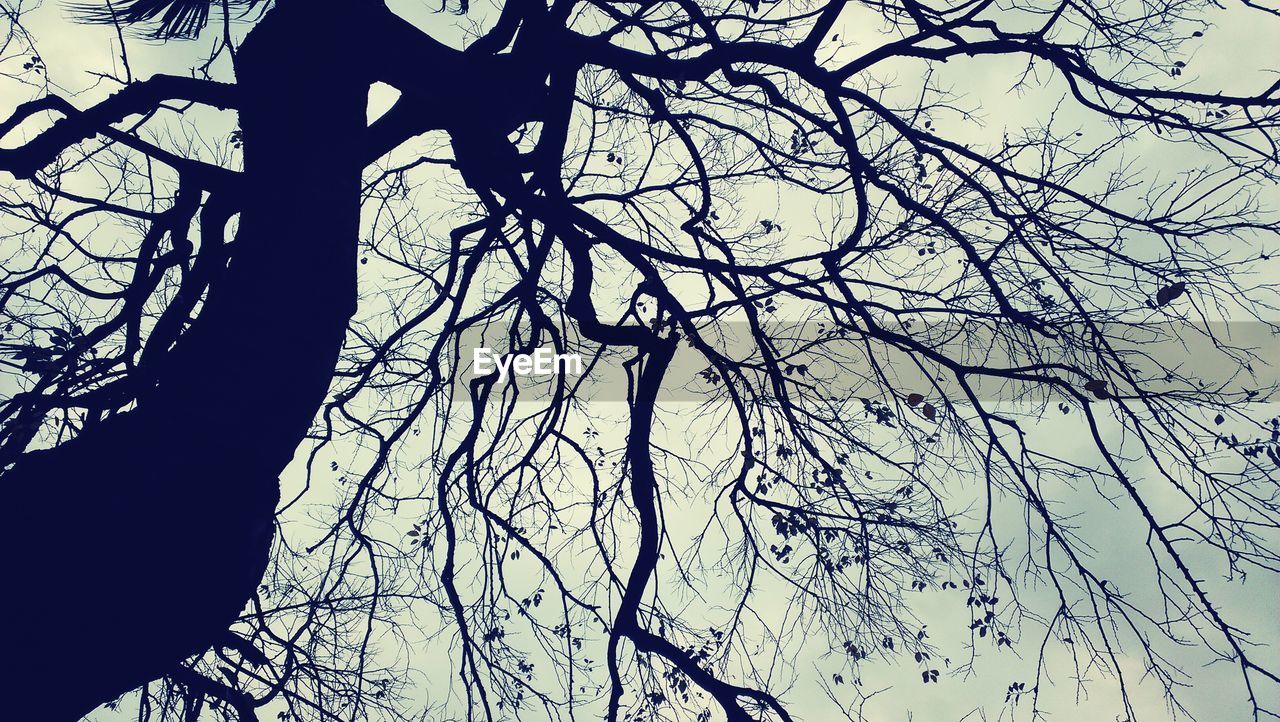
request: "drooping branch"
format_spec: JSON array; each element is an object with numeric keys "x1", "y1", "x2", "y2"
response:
[{"x1": 0, "y1": 75, "x2": 238, "y2": 183}]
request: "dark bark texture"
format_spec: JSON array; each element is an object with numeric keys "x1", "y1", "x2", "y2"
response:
[{"x1": 5, "y1": 3, "x2": 364, "y2": 718}]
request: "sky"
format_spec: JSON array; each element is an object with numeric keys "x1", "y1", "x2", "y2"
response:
[{"x1": 1, "y1": 0, "x2": 1279, "y2": 720}]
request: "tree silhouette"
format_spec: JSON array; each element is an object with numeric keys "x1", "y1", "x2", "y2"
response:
[{"x1": 0, "y1": 0, "x2": 1277, "y2": 720}]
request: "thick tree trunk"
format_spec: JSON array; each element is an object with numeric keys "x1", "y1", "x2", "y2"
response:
[{"x1": 6, "y1": 4, "x2": 365, "y2": 719}]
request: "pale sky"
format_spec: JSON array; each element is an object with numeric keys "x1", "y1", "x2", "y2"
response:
[{"x1": 2, "y1": 0, "x2": 1279, "y2": 721}]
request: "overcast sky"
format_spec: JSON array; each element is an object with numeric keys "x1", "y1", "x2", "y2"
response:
[{"x1": 2, "y1": 0, "x2": 1279, "y2": 720}]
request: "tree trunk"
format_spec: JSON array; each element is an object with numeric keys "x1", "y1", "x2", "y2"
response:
[{"x1": 6, "y1": 4, "x2": 365, "y2": 718}]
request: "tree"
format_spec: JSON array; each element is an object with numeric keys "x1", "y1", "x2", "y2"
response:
[{"x1": 0, "y1": 0, "x2": 1277, "y2": 720}]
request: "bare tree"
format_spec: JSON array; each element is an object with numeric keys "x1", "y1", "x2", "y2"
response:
[{"x1": 1, "y1": 0, "x2": 1278, "y2": 720}]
